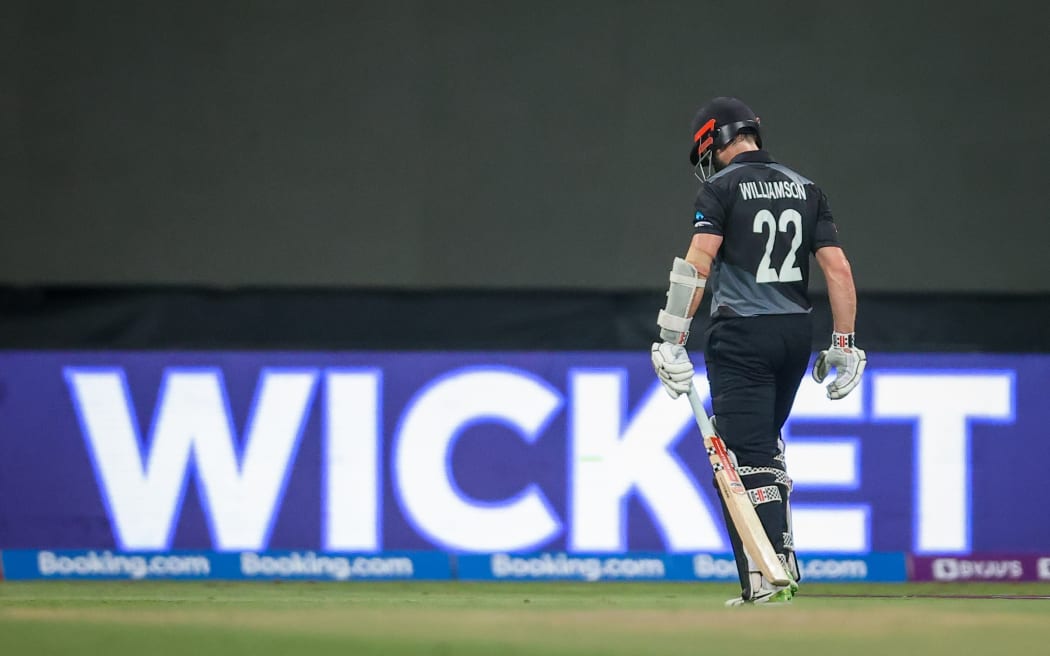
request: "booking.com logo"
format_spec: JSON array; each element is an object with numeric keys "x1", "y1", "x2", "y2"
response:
[{"x1": 37, "y1": 550, "x2": 210, "y2": 579}]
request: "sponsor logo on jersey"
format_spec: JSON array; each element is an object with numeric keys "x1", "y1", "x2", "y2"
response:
[{"x1": 693, "y1": 211, "x2": 714, "y2": 230}]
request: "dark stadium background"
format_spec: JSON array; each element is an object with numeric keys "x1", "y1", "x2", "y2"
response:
[{"x1": 2, "y1": 1, "x2": 1047, "y2": 350}]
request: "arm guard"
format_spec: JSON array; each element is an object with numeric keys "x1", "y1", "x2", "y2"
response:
[{"x1": 656, "y1": 257, "x2": 705, "y2": 345}]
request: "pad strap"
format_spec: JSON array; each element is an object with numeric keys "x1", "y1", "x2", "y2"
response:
[
  {"x1": 657, "y1": 310, "x2": 692, "y2": 333},
  {"x1": 669, "y1": 272, "x2": 706, "y2": 288},
  {"x1": 737, "y1": 466, "x2": 793, "y2": 493},
  {"x1": 747, "y1": 485, "x2": 782, "y2": 506}
]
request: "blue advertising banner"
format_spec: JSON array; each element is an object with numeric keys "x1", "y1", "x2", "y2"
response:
[
  {"x1": 688, "y1": 552, "x2": 908, "y2": 582},
  {"x1": 0, "y1": 549, "x2": 904, "y2": 582},
  {"x1": 0, "y1": 351, "x2": 1045, "y2": 555},
  {"x1": 458, "y1": 553, "x2": 690, "y2": 582},
  {"x1": 0, "y1": 550, "x2": 451, "y2": 581},
  {"x1": 457, "y1": 553, "x2": 907, "y2": 582}
]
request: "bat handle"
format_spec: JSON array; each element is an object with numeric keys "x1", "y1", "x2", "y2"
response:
[{"x1": 686, "y1": 385, "x2": 716, "y2": 437}]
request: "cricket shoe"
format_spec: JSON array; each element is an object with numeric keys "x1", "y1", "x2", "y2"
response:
[{"x1": 724, "y1": 580, "x2": 799, "y2": 607}]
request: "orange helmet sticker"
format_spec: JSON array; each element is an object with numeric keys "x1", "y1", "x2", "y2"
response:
[{"x1": 694, "y1": 118, "x2": 716, "y2": 157}]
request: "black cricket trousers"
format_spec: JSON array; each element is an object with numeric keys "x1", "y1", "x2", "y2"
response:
[{"x1": 703, "y1": 314, "x2": 812, "y2": 469}]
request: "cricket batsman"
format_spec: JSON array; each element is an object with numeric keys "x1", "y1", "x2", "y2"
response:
[{"x1": 650, "y1": 97, "x2": 865, "y2": 605}]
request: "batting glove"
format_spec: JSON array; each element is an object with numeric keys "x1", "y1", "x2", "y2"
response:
[
  {"x1": 651, "y1": 341, "x2": 694, "y2": 399},
  {"x1": 812, "y1": 332, "x2": 867, "y2": 400}
]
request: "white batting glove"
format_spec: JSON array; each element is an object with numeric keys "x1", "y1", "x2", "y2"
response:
[
  {"x1": 812, "y1": 332, "x2": 867, "y2": 400},
  {"x1": 651, "y1": 342, "x2": 694, "y2": 399}
]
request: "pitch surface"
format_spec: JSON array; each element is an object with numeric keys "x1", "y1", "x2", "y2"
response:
[{"x1": 2, "y1": 582, "x2": 1048, "y2": 655}]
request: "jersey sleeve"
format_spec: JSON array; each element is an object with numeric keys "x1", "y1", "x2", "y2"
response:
[
  {"x1": 812, "y1": 187, "x2": 842, "y2": 251},
  {"x1": 693, "y1": 183, "x2": 726, "y2": 235}
]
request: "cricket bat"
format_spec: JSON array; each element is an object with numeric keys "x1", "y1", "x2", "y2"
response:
[{"x1": 686, "y1": 386, "x2": 792, "y2": 586}]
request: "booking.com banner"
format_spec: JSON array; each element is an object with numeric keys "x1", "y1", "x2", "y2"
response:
[
  {"x1": 0, "y1": 550, "x2": 451, "y2": 581},
  {"x1": 0, "y1": 550, "x2": 909, "y2": 582},
  {"x1": 0, "y1": 352, "x2": 1046, "y2": 557},
  {"x1": 456, "y1": 552, "x2": 908, "y2": 582}
]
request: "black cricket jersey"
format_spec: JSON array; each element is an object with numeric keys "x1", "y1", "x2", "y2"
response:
[{"x1": 693, "y1": 150, "x2": 841, "y2": 319}]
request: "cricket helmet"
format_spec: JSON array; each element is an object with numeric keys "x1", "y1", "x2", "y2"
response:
[{"x1": 689, "y1": 96, "x2": 762, "y2": 166}]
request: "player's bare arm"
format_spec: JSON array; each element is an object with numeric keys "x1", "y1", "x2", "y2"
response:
[
  {"x1": 684, "y1": 232, "x2": 722, "y2": 317},
  {"x1": 812, "y1": 245, "x2": 866, "y2": 400},
  {"x1": 816, "y1": 246, "x2": 856, "y2": 333}
]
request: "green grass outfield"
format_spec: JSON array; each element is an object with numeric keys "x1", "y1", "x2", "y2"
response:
[{"x1": 2, "y1": 581, "x2": 1049, "y2": 656}]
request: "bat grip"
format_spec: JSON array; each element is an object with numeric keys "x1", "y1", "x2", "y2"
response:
[{"x1": 686, "y1": 385, "x2": 716, "y2": 437}]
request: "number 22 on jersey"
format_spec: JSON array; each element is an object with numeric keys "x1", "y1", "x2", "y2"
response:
[{"x1": 753, "y1": 209, "x2": 802, "y2": 283}]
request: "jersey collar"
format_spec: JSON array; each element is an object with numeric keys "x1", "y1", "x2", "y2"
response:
[{"x1": 730, "y1": 149, "x2": 774, "y2": 164}]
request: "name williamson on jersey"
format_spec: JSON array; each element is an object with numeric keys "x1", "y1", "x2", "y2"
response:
[{"x1": 738, "y1": 180, "x2": 807, "y2": 201}]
